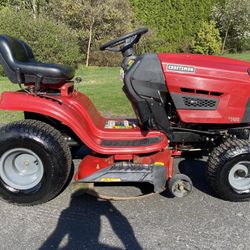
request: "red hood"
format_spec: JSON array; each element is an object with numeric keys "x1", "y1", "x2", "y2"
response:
[
  {"x1": 158, "y1": 53, "x2": 250, "y2": 82},
  {"x1": 157, "y1": 53, "x2": 250, "y2": 124}
]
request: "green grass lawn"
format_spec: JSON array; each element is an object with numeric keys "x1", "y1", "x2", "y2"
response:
[
  {"x1": 0, "y1": 66, "x2": 134, "y2": 123},
  {"x1": 76, "y1": 66, "x2": 134, "y2": 117},
  {"x1": 223, "y1": 51, "x2": 250, "y2": 61},
  {"x1": 0, "y1": 52, "x2": 249, "y2": 123}
]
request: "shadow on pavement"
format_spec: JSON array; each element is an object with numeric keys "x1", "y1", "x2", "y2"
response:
[
  {"x1": 39, "y1": 192, "x2": 142, "y2": 250},
  {"x1": 178, "y1": 158, "x2": 216, "y2": 198},
  {"x1": 39, "y1": 157, "x2": 215, "y2": 249}
]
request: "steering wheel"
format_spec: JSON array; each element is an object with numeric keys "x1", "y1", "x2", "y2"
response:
[{"x1": 100, "y1": 27, "x2": 148, "y2": 53}]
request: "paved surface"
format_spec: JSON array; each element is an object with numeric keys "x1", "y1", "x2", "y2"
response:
[{"x1": 0, "y1": 158, "x2": 250, "y2": 250}]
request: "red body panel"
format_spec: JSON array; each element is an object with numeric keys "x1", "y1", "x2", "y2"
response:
[
  {"x1": 158, "y1": 54, "x2": 250, "y2": 124},
  {"x1": 0, "y1": 90, "x2": 167, "y2": 154}
]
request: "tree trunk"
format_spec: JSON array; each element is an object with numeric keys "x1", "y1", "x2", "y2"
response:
[
  {"x1": 221, "y1": 24, "x2": 230, "y2": 54},
  {"x1": 86, "y1": 17, "x2": 95, "y2": 67},
  {"x1": 32, "y1": 0, "x2": 37, "y2": 19}
]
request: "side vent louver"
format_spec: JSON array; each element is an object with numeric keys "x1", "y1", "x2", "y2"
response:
[{"x1": 180, "y1": 88, "x2": 223, "y2": 97}]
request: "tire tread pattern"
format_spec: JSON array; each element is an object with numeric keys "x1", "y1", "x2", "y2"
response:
[
  {"x1": 0, "y1": 119, "x2": 72, "y2": 205},
  {"x1": 207, "y1": 138, "x2": 250, "y2": 201}
]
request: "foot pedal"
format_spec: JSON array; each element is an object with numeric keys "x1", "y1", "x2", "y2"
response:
[{"x1": 77, "y1": 163, "x2": 167, "y2": 193}]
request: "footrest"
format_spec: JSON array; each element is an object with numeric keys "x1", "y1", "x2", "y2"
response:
[
  {"x1": 101, "y1": 136, "x2": 162, "y2": 147},
  {"x1": 78, "y1": 162, "x2": 167, "y2": 193}
]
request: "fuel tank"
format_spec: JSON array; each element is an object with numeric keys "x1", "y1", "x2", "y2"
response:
[{"x1": 158, "y1": 53, "x2": 250, "y2": 124}]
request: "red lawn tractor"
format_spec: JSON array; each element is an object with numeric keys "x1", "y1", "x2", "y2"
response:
[{"x1": 0, "y1": 28, "x2": 250, "y2": 205}]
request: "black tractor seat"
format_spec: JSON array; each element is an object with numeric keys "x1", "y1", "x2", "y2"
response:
[{"x1": 0, "y1": 35, "x2": 75, "y2": 85}]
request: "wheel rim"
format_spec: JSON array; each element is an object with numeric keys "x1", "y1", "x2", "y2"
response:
[
  {"x1": 171, "y1": 180, "x2": 192, "y2": 198},
  {"x1": 0, "y1": 148, "x2": 44, "y2": 190},
  {"x1": 228, "y1": 161, "x2": 250, "y2": 194}
]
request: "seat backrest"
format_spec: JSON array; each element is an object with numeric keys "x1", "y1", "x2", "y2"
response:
[
  {"x1": 0, "y1": 35, "x2": 75, "y2": 85},
  {"x1": 0, "y1": 35, "x2": 35, "y2": 83}
]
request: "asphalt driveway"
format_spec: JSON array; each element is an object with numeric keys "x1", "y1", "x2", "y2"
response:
[{"x1": 0, "y1": 158, "x2": 250, "y2": 250}]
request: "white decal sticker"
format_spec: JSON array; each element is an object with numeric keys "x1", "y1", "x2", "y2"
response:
[
  {"x1": 166, "y1": 64, "x2": 196, "y2": 73},
  {"x1": 228, "y1": 117, "x2": 240, "y2": 123}
]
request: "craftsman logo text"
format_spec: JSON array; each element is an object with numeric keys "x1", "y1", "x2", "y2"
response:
[{"x1": 166, "y1": 64, "x2": 196, "y2": 73}]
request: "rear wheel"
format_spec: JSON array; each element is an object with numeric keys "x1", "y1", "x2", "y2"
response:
[
  {"x1": 207, "y1": 139, "x2": 250, "y2": 201},
  {"x1": 0, "y1": 120, "x2": 72, "y2": 205}
]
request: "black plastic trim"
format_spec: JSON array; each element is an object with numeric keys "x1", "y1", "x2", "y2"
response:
[
  {"x1": 123, "y1": 53, "x2": 169, "y2": 131},
  {"x1": 242, "y1": 97, "x2": 250, "y2": 123},
  {"x1": 130, "y1": 53, "x2": 167, "y2": 100},
  {"x1": 101, "y1": 136, "x2": 162, "y2": 147}
]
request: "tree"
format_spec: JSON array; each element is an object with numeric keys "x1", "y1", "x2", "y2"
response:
[
  {"x1": 191, "y1": 21, "x2": 222, "y2": 55},
  {"x1": 0, "y1": 0, "x2": 49, "y2": 18},
  {"x1": 212, "y1": 0, "x2": 250, "y2": 53},
  {"x1": 130, "y1": 0, "x2": 216, "y2": 53},
  {"x1": 50, "y1": 0, "x2": 134, "y2": 66},
  {"x1": 0, "y1": 8, "x2": 81, "y2": 67}
]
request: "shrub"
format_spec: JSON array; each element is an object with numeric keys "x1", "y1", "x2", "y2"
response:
[
  {"x1": 130, "y1": 0, "x2": 217, "y2": 53},
  {"x1": 191, "y1": 21, "x2": 222, "y2": 55},
  {"x1": 0, "y1": 8, "x2": 81, "y2": 76}
]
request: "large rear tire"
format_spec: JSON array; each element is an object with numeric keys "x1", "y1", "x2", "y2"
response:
[
  {"x1": 207, "y1": 139, "x2": 250, "y2": 202},
  {"x1": 0, "y1": 120, "x2": 72, "y2": 205}
]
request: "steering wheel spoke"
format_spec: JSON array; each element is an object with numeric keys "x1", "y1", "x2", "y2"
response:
[
  {"x1": 109, "y1": 40, "x2": 126, "y2": 48},
  {"x1": 105, "y1": 47, "x2": 122, "y2": 52}
]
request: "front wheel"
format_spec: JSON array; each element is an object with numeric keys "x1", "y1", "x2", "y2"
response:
[
  {"x1": 207, "y1": 139, "x2": 250, "y2": 202},
  {"x1": 168, "y1": 174, "x2": 193, "y2": 198},
  {"x1": 0, "y1": 120, "x2": 72, "y2": 205}
]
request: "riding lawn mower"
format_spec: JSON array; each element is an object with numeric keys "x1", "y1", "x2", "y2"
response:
[{"x1": 0, "y1": 28, "x2": 250, "y2": 205}]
